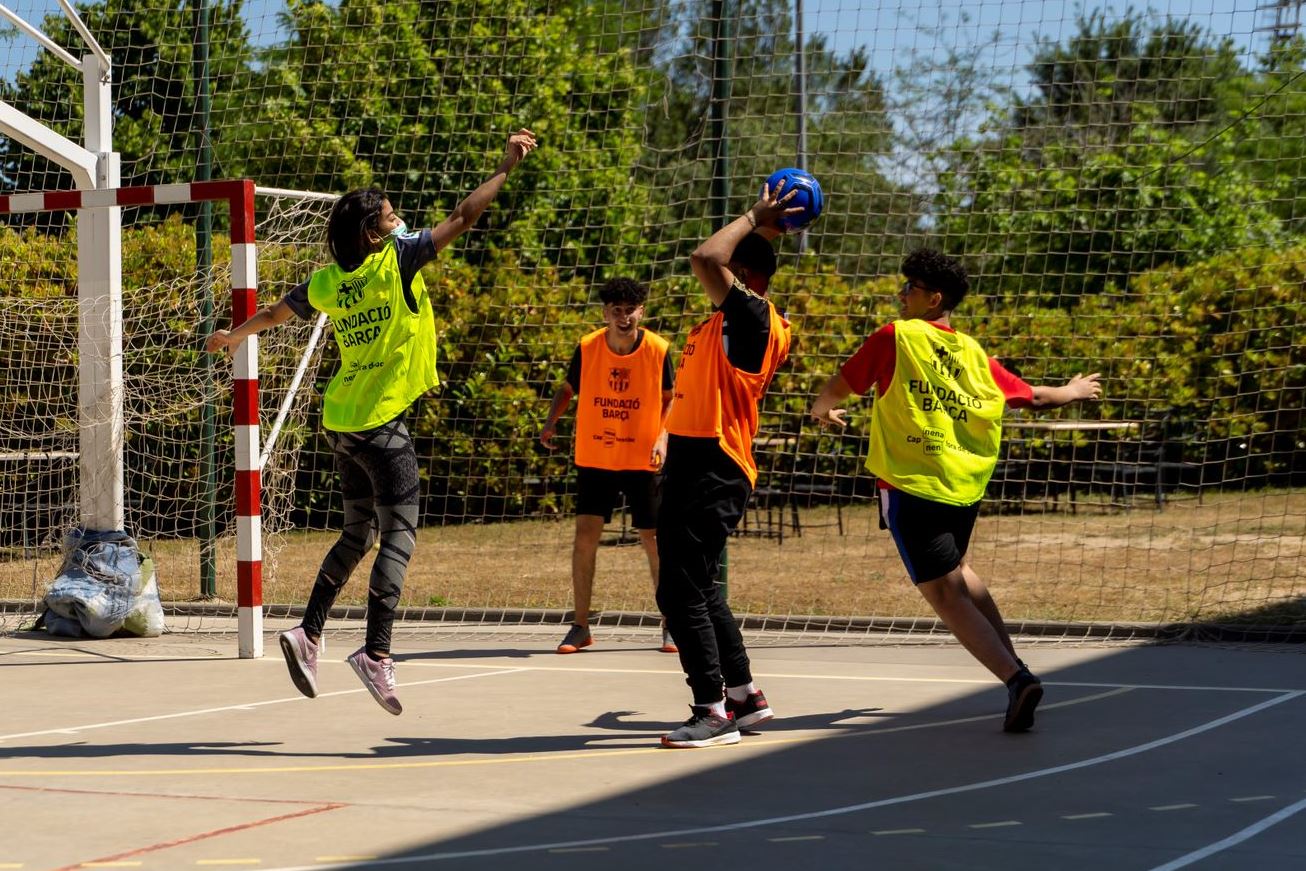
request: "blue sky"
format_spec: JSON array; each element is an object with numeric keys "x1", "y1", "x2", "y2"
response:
[{"x1": 0, "y1": 1, "x2": 1275, "y2": 88}]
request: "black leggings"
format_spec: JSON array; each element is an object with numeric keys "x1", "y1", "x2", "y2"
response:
[
  {"x1": 302, "y1": 417, "x2": 420, "y2": 653},
  {"x1": 655, "y1": 438, "x2": 754, "y2": 705}
]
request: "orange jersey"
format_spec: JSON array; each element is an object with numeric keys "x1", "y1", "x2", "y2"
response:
[
  {"x1": 574, "y1": 327, "x2": 670, "y2": 471},
  {"x1": 666, "y1": 298, "x2": 791, "y2": 485}
]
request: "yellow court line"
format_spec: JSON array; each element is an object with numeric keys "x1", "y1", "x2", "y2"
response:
[
  {"x1": 0, "y1": 687, "x2": 1131, "y2": 779},
  {"x1": 313, "y1": 859, "x2": 376, "y2": 864},
  {"x1": 12, "y1": 648, "x2": 1302, "y2": 694}
]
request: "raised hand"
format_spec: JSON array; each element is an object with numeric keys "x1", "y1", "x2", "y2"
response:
[
  {"x1": 504, "y1": 128, "x2": 538, "y2": 167},
  {"x1": 749, "y1": 179, "x2": 806, "y2": 232}
]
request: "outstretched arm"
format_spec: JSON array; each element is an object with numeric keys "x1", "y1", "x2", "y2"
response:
[
  {"x1": 689, "y1": 182, "x2": 799, "y2": 307},
  {"x1": 430, "y1": 128, "x2": 538, "y2": 254},
  {"x1": 810, "y1": 373, "x2": 855, "y2": 428},
  {"x1": 1028, "y1": 373, "x2": 1102, "y2": 409},
  {"x1": 205, "y1": 298, "x2": 296, "y2": 355}
]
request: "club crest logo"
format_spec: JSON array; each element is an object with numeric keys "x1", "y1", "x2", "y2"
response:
[
  {"x1": 336, "y1": 276, "x2": 367, "y2": 310},
  {"x1": 608, "y1": 366, "x2": 631, "y2": 393}
]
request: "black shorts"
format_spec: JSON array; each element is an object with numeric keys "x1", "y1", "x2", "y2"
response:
[
  {"x1": 575, "y1": 466, "x2": 660, "y2": 528},
  {"x1": 879, "y1": 487, "x2": 980, "y2": 584}
]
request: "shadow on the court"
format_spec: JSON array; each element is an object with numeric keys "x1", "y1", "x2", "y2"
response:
[
  {"x1": 342, "y1": 635, "x2": 1306, "y2": 871},
  {"x1": 586, "y1": 707, "x2": 887, "y2": 733}
]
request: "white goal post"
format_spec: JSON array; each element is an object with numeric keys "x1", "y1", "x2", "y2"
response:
[{"x1": 0, "y1": 179, "x2": 267, "y2": 656}]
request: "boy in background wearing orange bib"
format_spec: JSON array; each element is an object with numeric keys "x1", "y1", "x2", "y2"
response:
[
  {"x1": 810, "y1": 249, "x2": 1101, "y2": 732},
  {"x1": 541, "y1": 279, "x2": 675, "y2": 654}
]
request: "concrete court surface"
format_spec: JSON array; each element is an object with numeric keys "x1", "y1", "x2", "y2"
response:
[{"x1": 1, "y1": 623, "x2": 1304, "y2": 871}]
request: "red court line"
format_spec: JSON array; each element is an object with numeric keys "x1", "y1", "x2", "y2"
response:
[
  {"x1": 0, "y1": 782, "x2": 337, "y2": 806},
  {"x1": 50, "y1": 801, "x2": 347, "y2": 871}
]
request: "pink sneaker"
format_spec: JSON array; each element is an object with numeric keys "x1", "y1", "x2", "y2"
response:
[
  {"x1": 347, "y1": 647, "x2": 402, "y2": 715},
  {"x1": 278, "y1": 627, "x2": 321, "y2": 698}
]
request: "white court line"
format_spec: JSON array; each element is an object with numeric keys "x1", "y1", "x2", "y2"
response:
[
  {"x1": 10, "y1": 648, "x2": 1303, "y2": 695},
  {"x1": 1148, "y1": 794, "x2": 1306, "y2": 871},
  {"x1": 0, "y1": 686, "x2": 1132, "y2": 778},
  {"x1": 394, "y1": 661, "x2": 1306, "y2": 695},
  {"x1": 0, "y1": 669, "x2": 528, "y2": 742},
  {"x1": 260, "y1": 690, "x2": 1305, "y2": 870}
]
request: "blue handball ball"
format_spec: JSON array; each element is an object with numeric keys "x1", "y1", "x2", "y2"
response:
[{"x1": 762, "y1": 167, "x2": 824, "y2": 232}]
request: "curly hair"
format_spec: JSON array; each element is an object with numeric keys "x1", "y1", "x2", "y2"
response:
[
  {"x1": 327, "y1": 188, "x2": 389, "y2": 271},
  {"x1": 598, "y1": 277, "x2": 649, "y2": 306},
  {"x1": 901, "y1": 248, "x2": 970, "y2": 308}
]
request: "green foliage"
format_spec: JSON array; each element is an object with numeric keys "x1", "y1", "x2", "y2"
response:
[
  {"x1": 1016, "y1": 11, "x2": 1243, "y2": 140},
  {"x1": 936, "y1": 123, "x2": 1286, "y2": 303},
  {"x1": 1, "y1": 224, "x2": 1301, "y2": 526},
  {"x1": 638, "y1": 0, "x2": 915, "y2": 279},
  {"x1": 0, "y1": 0, "x2": 251, "y2": 191},
  {"x1": 219, "y1": 0, "x2": 650, "y2": 278}
]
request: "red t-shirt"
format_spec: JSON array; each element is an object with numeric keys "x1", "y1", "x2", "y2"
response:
[{"x1": 840, "y1": 321, "x2": 1034, "y2": 490}]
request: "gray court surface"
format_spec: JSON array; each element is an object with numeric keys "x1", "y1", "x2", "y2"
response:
[{"x1": 2, "y1": 622, "x2": 1304, "y2": 871}]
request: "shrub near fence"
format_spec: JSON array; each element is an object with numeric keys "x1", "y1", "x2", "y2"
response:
[{"x1": 0, "y1": 224, "x2": 1301, "y2": 544}]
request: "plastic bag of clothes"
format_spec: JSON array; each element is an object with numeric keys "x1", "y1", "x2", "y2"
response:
[{"x1": 41, "y1": 529, "x2": 164, "y2": 638}]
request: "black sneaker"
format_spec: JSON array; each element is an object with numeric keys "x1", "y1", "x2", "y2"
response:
[
  {"x1": 1004, "y1": 669, "x2": 1044, "y2": 733},
  {"x1": 556, "y1": 624, "x2": 593, "y2": 654},
  {"x1": 725, "y1": 690, "x2": 773, "y2": 729},
  {"x1": 661, "y1": 705, "x2": 741, "y2": 748}
]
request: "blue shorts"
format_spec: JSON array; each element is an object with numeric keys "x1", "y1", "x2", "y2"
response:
[{"x1": 878, "y1": 488, "x2": 980, "y2": 584}]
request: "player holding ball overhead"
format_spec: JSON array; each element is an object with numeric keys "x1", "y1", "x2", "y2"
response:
[
  {"x1": 656, "y1": 172, "x2": 817, "y2": 749},
  {"x1": 206, "y1": 129, "x2": 538, "y2": 716}
]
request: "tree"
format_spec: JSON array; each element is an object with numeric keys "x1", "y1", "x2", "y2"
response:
[
  {"x1": 218, "y1": 0, "x2": 652, "y2": 278},
  {"x1": 0, "y1": 0, "x2": 252, "y2": 195},
  {"x1": 935, "y1": 122, "x2": 1285, "y2": 304},
  {"x1": 1014, "y1": 10, "x2": 1243, "y2": 146},
  {"x1": 637, "y1": 0, "x2": 915, "y2": 279},
  {"x1": 1221, "y1": 35, "x2": 1306, "y2": 235}
]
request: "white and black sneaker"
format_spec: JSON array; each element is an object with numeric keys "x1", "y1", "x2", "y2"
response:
[
  {"x1": 661, "y1": 705, "x2": 741, "y2": 748},
  {"x1": 726, "y1": 690, "x2": 774, "y2": 730}
]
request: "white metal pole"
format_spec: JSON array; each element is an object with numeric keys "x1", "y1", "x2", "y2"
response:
[{"x1": 77, "y1": 53, "x2": 124, "y2": 531}]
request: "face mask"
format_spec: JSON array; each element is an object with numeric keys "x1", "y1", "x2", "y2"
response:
[{"x1": 389, "y1": 221, "x2": 409, "y2": 238}]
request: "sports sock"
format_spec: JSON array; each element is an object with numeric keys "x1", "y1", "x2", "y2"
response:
[
  {"x1": 704, "y1": 700, "x2": 728, "y2": 718},
  {"x1": 726, "y1": 683, "x2": 757, "y2": 701}
]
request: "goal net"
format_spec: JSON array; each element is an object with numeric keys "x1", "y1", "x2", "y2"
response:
[{"x1": 1, "y1": 0, "x2": 1302, "y2": 645}]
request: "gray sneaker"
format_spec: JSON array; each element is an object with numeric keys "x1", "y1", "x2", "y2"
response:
[
  {"x1": 661, "y1": 705, "x2": 741, "y2": 748},
  {"x1": 347, "y1": 647, "x2": 402, "y2": 715},
  {"x1": 278, "y1": 627, "x2": 321, "y2": 698}
]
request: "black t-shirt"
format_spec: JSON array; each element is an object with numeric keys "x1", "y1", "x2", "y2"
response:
[
  {"x1": 717, "y1": 279, "x2": 773, "y2": 374},
  {"x1": 565, "y1": 329, "x2": 676, "y2": 393},
  {"x1": 283, "y1": 230, "x2": 437, "y2": 320}
]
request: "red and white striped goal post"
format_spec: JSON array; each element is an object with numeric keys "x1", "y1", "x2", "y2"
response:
[{"x1": 0, "y1": 180, "x2": 265, "y2": 657}]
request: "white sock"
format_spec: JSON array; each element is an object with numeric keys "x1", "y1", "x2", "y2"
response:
[
  {"x1": 726, "y1": 683, "x2": 757, "y2": 702},
  {"x1": 704, "y1": 699, "x2": 728, "y2": 718}
]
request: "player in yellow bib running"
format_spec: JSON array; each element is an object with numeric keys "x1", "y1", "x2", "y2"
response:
[
  {"x1": 206, "y1": 129, "x2": 537, "y2": 715},
  {"x1": 810, "y1": 249, "x2": 1101, "y2": 733}
]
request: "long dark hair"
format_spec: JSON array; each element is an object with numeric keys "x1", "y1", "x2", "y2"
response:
[{"x1": 327, "y1": 188, "x2": 388, "y2": 270}]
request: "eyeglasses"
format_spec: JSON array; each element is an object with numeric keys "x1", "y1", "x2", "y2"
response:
[{"x1": 900, "y1": 280, "x2": 932, "y2": 295}]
